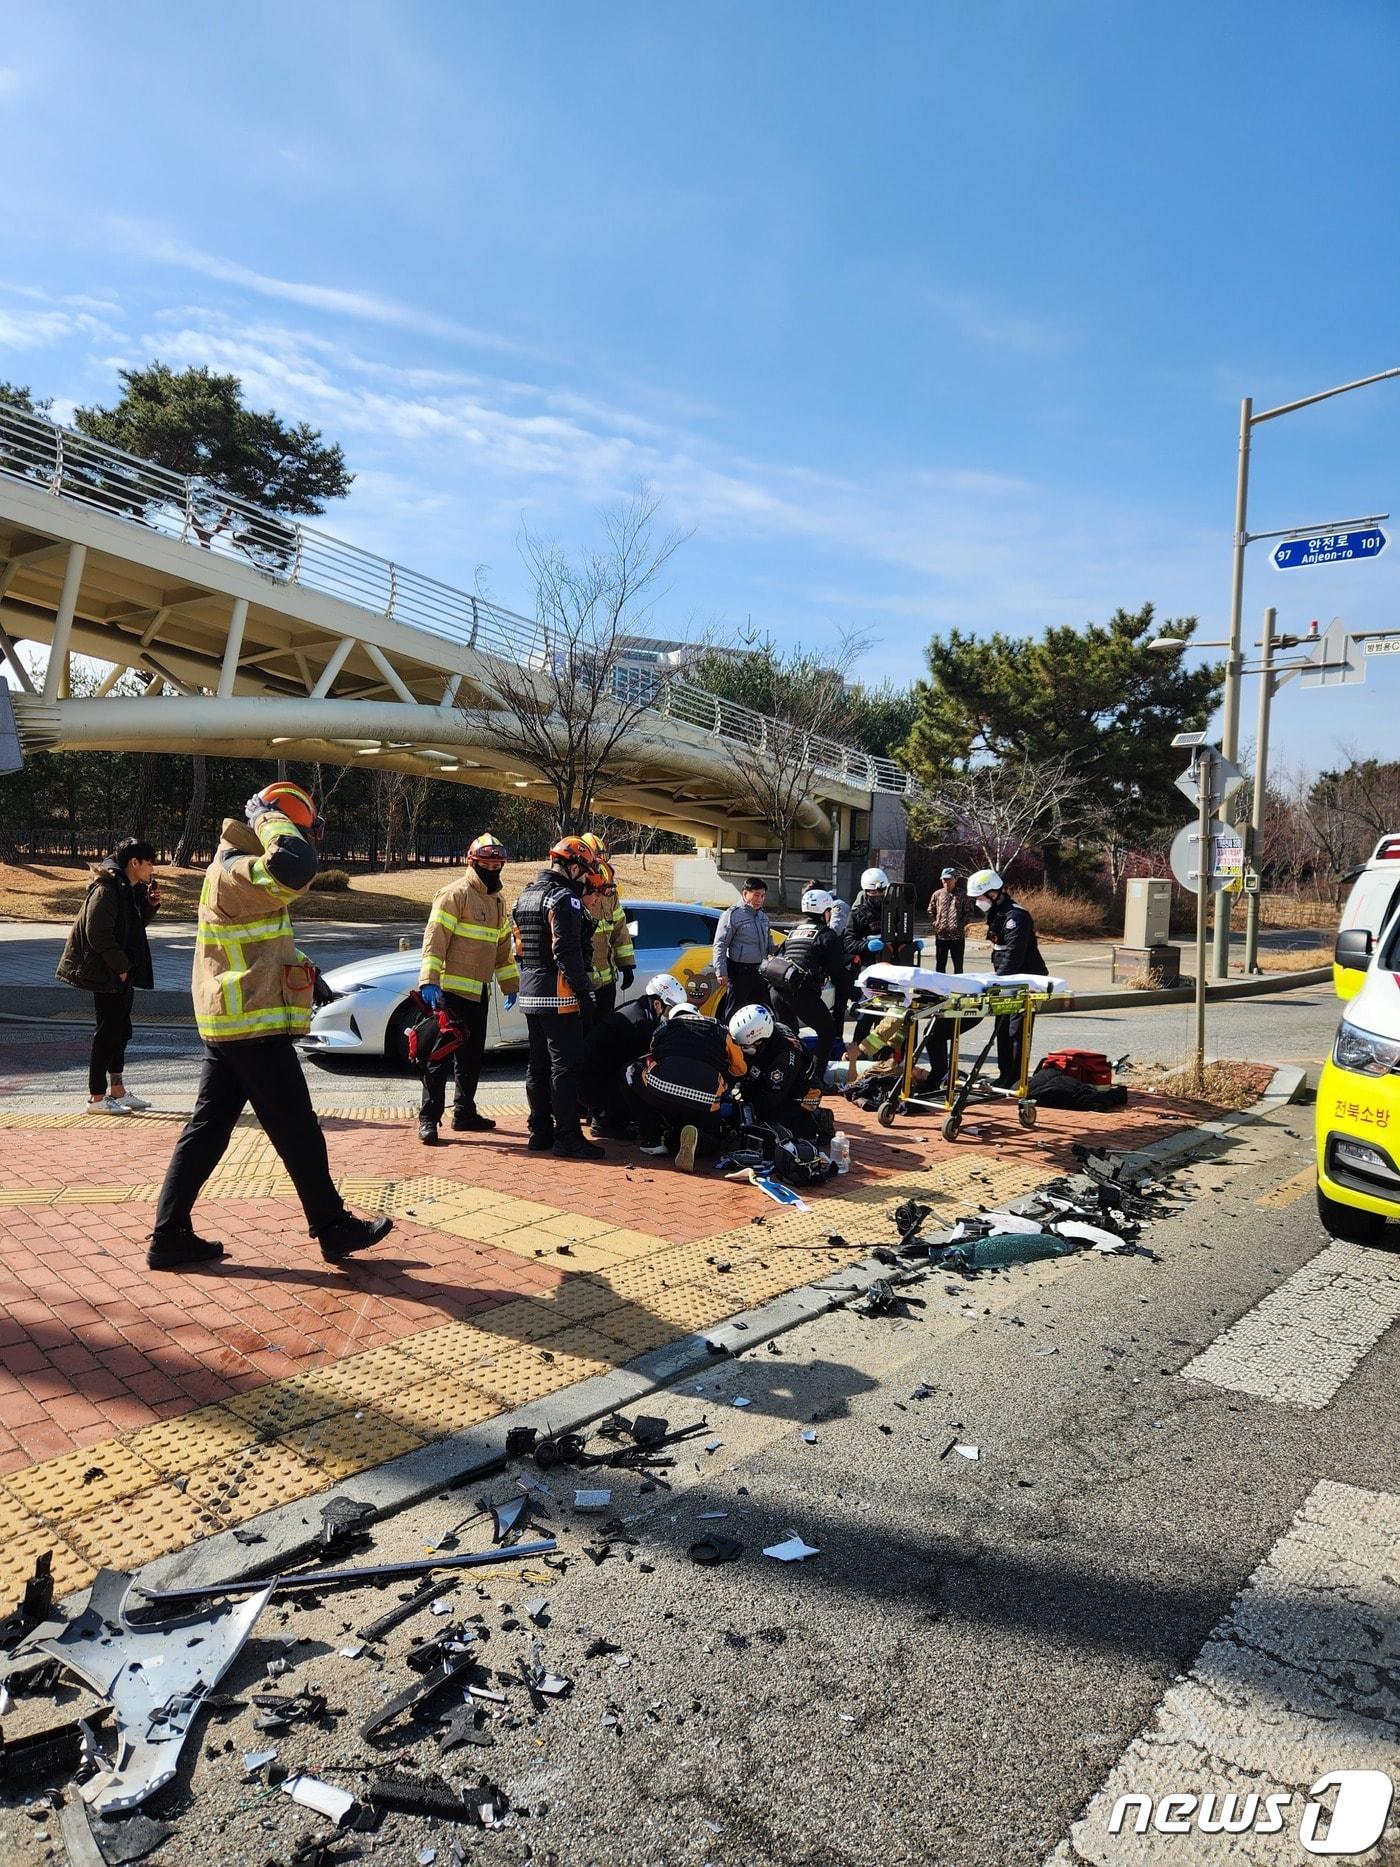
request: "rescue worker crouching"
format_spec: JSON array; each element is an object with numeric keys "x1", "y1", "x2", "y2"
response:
[
  {"x1": 149, "y1": 781, "x2": 393, "y2": 1270},
  {"x1": 416, "y1": 832, "x2": 520, "y2": 1146},
  {"x1": 729, "y1": 1004, "x2": 826, "y2": 1139},
  {"x1": 967, "y1": 867, "x2": 1046, "y2": 1089},
  {"x1": 580, "y1": 971, "x2": 688, "y2": 1138},
  {"x1": 761, "y1": 887, "x2": 852, "y2": 1061},
  {"x1": 512, "y1": 837, "x2": 606, "y2": 1160},
  {"x1": 579, "y1": 834, "x2": 635, "y2": 1017},
  {"x1": 626, "y1": 1004, "x2": 748, "y2": 1174}
]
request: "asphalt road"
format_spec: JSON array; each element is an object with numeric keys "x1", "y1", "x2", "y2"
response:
[
  {"x1": 8, "y1": 1099, "x2": 1396, "y2": 1867},
  {"x1": 0, "y1": 979, "x2": 1341, "y2": 1114}
]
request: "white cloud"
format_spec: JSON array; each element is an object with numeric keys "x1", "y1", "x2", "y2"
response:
[
  {"x1": 0, "y1": 305, "x2": 119, "y2": 350},
  {"x1": 107, "y1": 218, "x2": 547, "y2": 361}
]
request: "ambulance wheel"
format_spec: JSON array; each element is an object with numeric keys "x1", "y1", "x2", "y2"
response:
[
  {"x1": 877, "y1": 1101, "x2": 898, "y2": 1128},
  {"x1": 1018, "y1": 1100, "x2": 1037, "y2": 1129},
  {"x1": 942, "y1": 1115, "x2": 962, "y2": 1142}
]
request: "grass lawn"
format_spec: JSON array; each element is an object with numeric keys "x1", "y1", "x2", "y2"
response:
[{"x1": 0, "y1": 854, "x2": 684, "y2": 924}]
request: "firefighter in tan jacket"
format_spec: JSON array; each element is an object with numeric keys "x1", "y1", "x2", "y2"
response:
[
  {"x1": 579, "y1": 836, "x2": 635, "y2": 1017},
  {"x1": 416, "y1": 832, "x2": 521, "y2": 1144},
  {"x1": 150, "y1": 781, "x2": 392, "y2": 1271}
]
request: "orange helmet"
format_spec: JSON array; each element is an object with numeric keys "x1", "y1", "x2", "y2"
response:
[
  {"x1": 550, "y1": 835, "x2": 602, "y2": 879},
  {"x1": 467, "y1": 832, "x2": 507, "y2": 865},
  {"x1": 256, "y1": 781, "x2": 321, "y2": 834}
]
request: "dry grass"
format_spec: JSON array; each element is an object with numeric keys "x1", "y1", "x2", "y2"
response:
[
  {"x1": 0, "y1": 853, "x2": 685, "y2": 924},
  {"x1": 1257, "y1": 943, "x2": 1332, "y2": 972},
  {"x1": 1126, "y1": 1058, "x2": 1275, "y2": 1110},
  {"x1": 1010, "y1": 887, "x2": 1111, "y2": 940}
]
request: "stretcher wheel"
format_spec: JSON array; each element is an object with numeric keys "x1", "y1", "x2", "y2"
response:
[
  {"x1": 942, "y1": 1114, "x2": 961, "y2": 1142},
  {"x1": 1018, "y1": 1100, "x2": 1037, "y2": 1129},
  {"x1": 877, "y1": 1101, "x2": 898, "y2": 1128}
]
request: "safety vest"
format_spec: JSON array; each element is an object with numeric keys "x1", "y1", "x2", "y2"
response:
[
  {"x1": 192, "y1": 815, "x2": 315, "y2": 1043},
  {"x1": 420, "y1": 869, "x2": 519, "y2": 1001},
  {"x1": 512, "y1": 870, "x2": 592, "y2": 1013}
]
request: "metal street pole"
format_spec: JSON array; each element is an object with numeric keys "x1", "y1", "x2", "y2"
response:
[
  {"x1": 1211, "y1": 399, "x2": 1251, "y2": 981},
  {"x1": 1192, "y1": 746, "x2": 1212, "y2": 1089},
  {"x1": 1242, "y1": 607, "x2": 1276, "y2": 974}
]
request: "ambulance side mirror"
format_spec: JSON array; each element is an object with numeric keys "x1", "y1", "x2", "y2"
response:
[{"x1": 1335, "y1": 928, "x2": 1373, "y2": 971}]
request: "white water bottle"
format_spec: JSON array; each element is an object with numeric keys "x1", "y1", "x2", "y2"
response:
[{"x1": 830, "y1": 1132, "x2": 850, "y2": 1174}]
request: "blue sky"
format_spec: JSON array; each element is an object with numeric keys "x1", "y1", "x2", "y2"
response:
[{"x1": 1, "y1": 0, "x2": 1397, "y2": 771}]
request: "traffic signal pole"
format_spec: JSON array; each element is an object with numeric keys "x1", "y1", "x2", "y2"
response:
[
  {"x1": 1193, "y1": 746, "x2": 1212, "y2": 1089},
  {"x1": 1241, "y1": 607, "x2": 1276, "y2": 975}
]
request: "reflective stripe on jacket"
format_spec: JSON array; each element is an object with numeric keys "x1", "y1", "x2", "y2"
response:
[
  {"x1": 512, "y1": 870, "x2": 593, "y2": 1014},
  {"x1": 192, "y1": 814, "x2": 317, "y2": 1043},
  {"x1": 588, "y1": 885, "x2": 635, "y2": 987},
  {"x1": 420, "y1": 870, "x2": 519, "y2": 1000}
]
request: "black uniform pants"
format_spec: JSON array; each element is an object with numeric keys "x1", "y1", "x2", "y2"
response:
[
  {"x1": 934, "y1": 937, "x2": 965, "y2": 974},
  {"x1": 153, "y1": 1036, "x2": 347, "y2": 1240},
  {"x1": 593, "y1": 981, "x2": 617, "y2": 1020},
  {"x1": 721, "y1": 961, "x2": 768, "y2": 1020},
  {"x1": 771, "y1": 983, "x2": 838, "y2": 1059},
  {"x1": 996, "y1": 1013, "x2": 1027, "y2": 1088},
  {"x1": 525, "y1": 1011, "x2": 585, "y2": 1139},
  {"x1": 89, "y1": 983, "x2": 135, "y2": 1096},
  {"x1": 419, "y1": 991, "x2": 490, "y2": 1125},
  {"x1": 625, "y1": 1074, "x2": 727, "y2": 1151}
]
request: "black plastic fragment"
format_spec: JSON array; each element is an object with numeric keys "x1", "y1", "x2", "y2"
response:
[
  {"x1": 0, "y1": 1707, "x2": 111, "y2": 1785},
  {"x1": 357, "y1": 1578, "x2": 456, "y2": 1643}
]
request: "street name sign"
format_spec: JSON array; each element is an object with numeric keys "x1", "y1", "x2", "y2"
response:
[
  {"x1": 1365, "y1": 636, "x2": 1400, "y2": 656},
  {"x1": 1271, "y1": 527, "x2": 1387, "y2": 571}
]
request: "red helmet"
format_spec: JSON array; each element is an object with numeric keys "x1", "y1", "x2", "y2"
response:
[
  {"x1": 256, "y1": 781, "x2": 321, "y2": 834},
  {"x1": 549, "y1": 835, "x2": 602, "y2": 879},
  {"x1": 467, "y1": 832, "x2": 508, "y2": 865}
]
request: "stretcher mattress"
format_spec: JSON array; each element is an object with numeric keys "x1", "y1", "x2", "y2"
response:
[{"x1": 857, "y1": 962, "x2": 1068, "y2": 1001}]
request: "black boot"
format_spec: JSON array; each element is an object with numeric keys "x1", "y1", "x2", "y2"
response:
[
  {"x1": 319, "y1": 1213, "x2": 393, "y2": 1263},
  {"x1": 452, "y1": 1108, "x2": 496, "y2": 1132},
  {"x1": 527, "y1": 1129, "x2": 556, "y2": 1153},
  {"x1": 418, "y1": 1120, "x2": 440, "y2": 1145},
  {"x1": 147, "y1": 1229, "x2": 225, "y2": 1270},
  {"x1": 553, "y1": 1130, "x2": 605, "y2": 1161}
]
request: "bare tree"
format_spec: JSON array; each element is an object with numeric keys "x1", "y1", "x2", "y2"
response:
[
  {"x1": 460, "y1": 487, "x2": 688, "y2": 836},
  {"x1": 700, "y1": 630, "x2": 869, "y2": 907},
  {"x1": 913, "y1": 752, "x2": 1087, "y2": 877}
]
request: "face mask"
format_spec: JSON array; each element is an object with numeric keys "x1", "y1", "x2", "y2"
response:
[
  {"x1": 473, "y1": 864, "x2": 503, "y2": 893},
  {"x1": 976, "y1": 895, "x2": 994, "y2": 911}
]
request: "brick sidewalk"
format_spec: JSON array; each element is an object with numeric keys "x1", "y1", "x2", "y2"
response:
[{"x1": 0, "y1": 1089, "x2": 1202, "y2": 1600}]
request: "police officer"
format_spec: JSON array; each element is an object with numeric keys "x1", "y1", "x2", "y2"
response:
[
  {"x1": 149, "y1": 781, "x2": 393, "y2": 1270},
  {"x1": 627, "y1": 1004, "x2": 748, "y2": 1172},
  {"x1": 416, "y1": 832, "x2": 520, "y2": 1145},
  {"x1": 581, "y1": 971, "x2": 687, "y2": 1137},
  {"x1": 712, "y1": 876, "x2": 774, "y2": 1018},
  {"x1": 579, "y1": 835, "x2": 635, "y2": 1017},
  {"x1": 967, "y1": 868, "x2": 1047, "y2": 1088},
  {"x1": 763, "y1": 887, "x2": 852, "y2": 1059},
  {"x1": 512, "y1": 837, "x2": 604, "y2": 1159},
  {"x1": 729, "y1": 1004, "x2": 824, "y2": 1137}
]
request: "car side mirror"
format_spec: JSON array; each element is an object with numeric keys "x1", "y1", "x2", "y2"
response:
[{"x1": 1335, "y1": 928, "x2": 1373, "y2": 970}]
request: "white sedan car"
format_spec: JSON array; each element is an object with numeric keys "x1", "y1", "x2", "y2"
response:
[{"x1": 299, "y1": 899, "x2": 724, "y2": 1068}]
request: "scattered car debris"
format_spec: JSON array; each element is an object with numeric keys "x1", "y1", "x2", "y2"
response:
[
  {"x1": 688, "y1": 1535, "x2": 743, "y2": 1566},
  {"x1": 490, "y1": 1493, "x2": 529, "y2": 1541},
  {"x1": 282, "y1": 1773, "x2": 358, "y2": 1824},
  {"x1": 954, "y1": 1444, "x2": 981, "y2": 1461},
  {"x1": 437, "y1": 1704, "x2": 494, "y2": 1752},
  {"x1": 136, "y1": 1539, "x2": 559, "y2": 1605},
  {"x1": 762, "y1": 1533, "x2": 820, "y2": 1562},
  {"x1": 0, "y1": 1566, "x2": 274, "y2": 1815},
  {"x1": 357, "y1": 1577, "x2": 457, "y2": 1643},
  {"x1": 573, "y1": 1488, "x2": 612, "y2": 1512},
  {"x1": 0, "y1": 1552, "x2": 54, "y2": 1652},
  {"x1": 318, "y1": 1495, "x2": 377, "y2": 1553},
  {"x1": 732, "y1": 1397, "x2": 752, "y2": 1409},
  {"x1": 0, "y1": 1706, "x2": 111, "y2": 1786},
  {"x1": 87, "y1": 1810, "x2": 176, "y2": 1864},
  {"x1": 251, "y1": 1687, "x2": 329, "y2": 1732},
  {"x1": 802, "y1": 1430, "x2": 819, "y2": 1444},
  {"x1": 243, "y1": 1746, "x2": 279, "y2": 1773},
  {"x1": 362, "y1": 1636, "x2": 482, "y2": 1740}
]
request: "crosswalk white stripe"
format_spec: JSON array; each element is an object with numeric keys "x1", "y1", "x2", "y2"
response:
[
  {"x1": 1178, "y1": 1241, "x2": 1400, "y2": 1409},
  {"x1": 1044, "y1": 1481, "x2": 1400, "y2": 1865}
]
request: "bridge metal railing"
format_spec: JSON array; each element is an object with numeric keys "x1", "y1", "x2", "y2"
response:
[{"x1": 0, "y1": 401, "x2": 916, "y2": 797}]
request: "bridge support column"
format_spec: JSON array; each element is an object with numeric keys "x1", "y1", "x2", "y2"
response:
[
  {"x1": 41, "y1": 543, "x2": 86, "y2": 703},
  {"x1": 217, "y1": 598, "x2": 249, "y2": 698}
]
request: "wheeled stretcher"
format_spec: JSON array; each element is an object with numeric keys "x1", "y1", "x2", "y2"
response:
[{"x1": 854, "y1": 963, "x2": 1068, "y2": 1142}]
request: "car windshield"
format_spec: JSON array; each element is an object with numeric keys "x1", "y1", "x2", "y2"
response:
[
  {"x1": 1381, "y1": 894, "x2": 1400, "y2": 970},
  {"x1": 628, "y1": 906, "x2": 716, "y2": 948}
]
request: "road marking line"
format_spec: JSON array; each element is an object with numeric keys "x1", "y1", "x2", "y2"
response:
[
  {"x1": 1254, "y1": 1165, "x2": 1314, "y2": 1209},
  {"x1": 1178, "y1": 1242, "x2": 1400, "y2": 1409},
  {"x1": 1045, "y1": 1480, "x2": 1400, "y2": 1865}
]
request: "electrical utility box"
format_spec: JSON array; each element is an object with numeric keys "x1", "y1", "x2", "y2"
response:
[{"x1": 1122, "y1": 878, "x2": 1172, "y2": 948}]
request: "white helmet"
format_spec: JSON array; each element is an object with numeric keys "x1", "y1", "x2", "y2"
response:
[
  {"x1": 966, "y1": 868, "x2": 1004, "y2": 902},
  {"x1": 729, "y1": 1003, "x2": 775, "y2": 1050},
  {"x1": 646, "y1": 972, "x2": 687, "y2": 1010},
  {"x1": 800, "y1": 887, "x2": 835, "y2": 916},
  {"x1": 667, "y1": 1001, "x2": 699, "y2": 1019},
  {"x1": 828, "y1": 897, "x2": 852, "y2": 935},
  {"x1": 860, "y1": 867, "x2": 890, "y2": 892}
]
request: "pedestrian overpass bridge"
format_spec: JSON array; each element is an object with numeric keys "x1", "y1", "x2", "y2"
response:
[{"x1": 0, "y1": 403, "x2": 912, "y2": 864}]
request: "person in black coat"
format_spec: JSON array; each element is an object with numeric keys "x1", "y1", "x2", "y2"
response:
[
  {"x1": 56, "y1": 837, "x2": 160, "y2": 1112},
  {"x1": 762, "y1": 888, "x2": 852, "y2": 1060},
  {"x1": 967, "y1": 868, "x2": 1048, "y2": 1088},
  {"x1": 580, "y1": 973, "x2": 688, "y2": 1137}
]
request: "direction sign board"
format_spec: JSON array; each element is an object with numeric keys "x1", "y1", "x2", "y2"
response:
[
  {"x1": 1365, "y1": 636, "x2": 1400, "y2": 656},
  {"x1": 1271, "y1": 527, "x2": 1387, "y2": 571},
  {"x1": 1300, "y1": 617, "x2": 1366, "y2": 690},
  {"x1": 1169, "y1": 818, "x2": 1242, "y2": 896}
]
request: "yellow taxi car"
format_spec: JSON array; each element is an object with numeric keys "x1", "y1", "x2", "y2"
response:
[{"x1": 1316, "y1": 900, "x2": 1400, "y2": 1245}]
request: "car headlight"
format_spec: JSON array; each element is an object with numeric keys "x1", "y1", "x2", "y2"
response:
[{"x1": 1332, "y1": 1020, "x2": 1400, "y2": 1077}]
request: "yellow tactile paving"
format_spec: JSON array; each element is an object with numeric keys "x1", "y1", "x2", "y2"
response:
[
  {"x1": 287, "y1": 1344, "x2": 422, "y2": 1412},
  {"x1": 222, "y1": 1374, "x2": 346, "y2": 1437},
  {"x1": 1, "y1": 1441, "x2": 161, "y2": 1518},
  {"x1": 385, "y1": 1373, "x2": 502, "y2": 1437},
  {"x1": 533, "y1": 1277, "x2": 632, "y2": 1326},
  {"x1": 393, "y1": 1320, "x2": 519, "y2": 1376},
  {"x1": 183, "y1": 1442, "x2": 336, "y2": 1521},
  {"x1": 125, "y1": 1404, "x2": 261, "y2": 1475},
  {"x1": 279, "y1": 1412, "x2": 425, "y2": 1482},
  {"x1": 60, "y1": 1483, "x2": 226, "y2": 1569},
  {"x1": 467, "y1": 1342, "x2": 610, "y2": 1408},
  {"x1": 0, "y1": 1493, "x2": 93, "y2": 1601}
]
